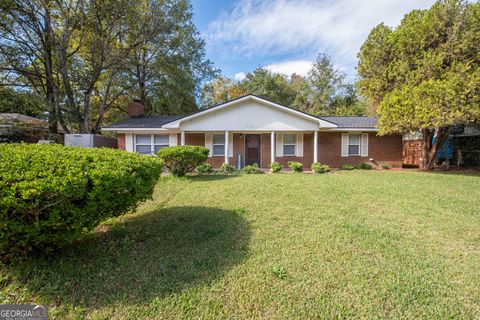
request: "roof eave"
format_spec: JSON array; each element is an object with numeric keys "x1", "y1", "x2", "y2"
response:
[
  {"x1": 326, "y1": 127, "x2": 379, "y2": 132},
  {"x1": 101, "y1": 127, "x2": 170, "y2": 132}
]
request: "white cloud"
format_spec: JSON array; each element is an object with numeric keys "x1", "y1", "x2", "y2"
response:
[
  {"x1": 265, "y1": 60, "x2": 313, "y2": 76},
  {"x1": 206, "y1": 0, "x2": 434, "y2": 76},
  {"x1": 233, "y1": 72, "x2": 246, "y2": 81}
]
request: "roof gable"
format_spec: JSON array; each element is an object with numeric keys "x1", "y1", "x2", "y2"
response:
[{"x1": 163, "y1": 95, "x2": 337, "y2": 129}]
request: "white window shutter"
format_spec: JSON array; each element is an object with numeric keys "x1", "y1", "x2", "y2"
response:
[
  {"x1": 228, "y1": 132, "x2": 233, "y2": 157},
  {"x1": 341, "y1": 133, "x2": 349, "y2": 157},
  {"x1": 125, "y1": 133, "x2": 133, "y2": 152},
  {"x1": 275, "y1": 133, "x2": 283, "y2": 157},
  {"x1": 205, "y1": 133, "x2": 213, "y2": 157},
  {"x1": 361, "y1": 133, "x2": 369, "y2": 157},
  {"x1": 169, "y1": 133, "x2": 177, "y2": 146},
  {"x1": 296, "y1": 133, "x2": 303, "y2": 157}
]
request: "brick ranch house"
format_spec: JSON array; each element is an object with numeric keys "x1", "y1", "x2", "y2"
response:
[{"x1": 103, "y1": 95, "x2": 403, "y2": 169}]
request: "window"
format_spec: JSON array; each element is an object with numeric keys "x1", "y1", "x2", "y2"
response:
[
  {"x1": 135, "y1": 135, "x2": 152, "y2": 155},
  {"x1": 153, "y1": 134, "x2": 169, "y2": 153},
  {"x1": 348, "y1": 134, "x2": 361, "y2": 156},
  {"x1": 283, "y1": 134, "x2": 296, "y2": 156},
  {"x1": 135, "y1": 134, "x2": 169, "y2": 155},
  {"x1": 212, "y1": 134, "x2": 225, "y2": 156}
]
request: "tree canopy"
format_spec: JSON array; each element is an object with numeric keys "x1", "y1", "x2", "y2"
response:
[
  {"x1": 201, "y1": 54, "x2": 367, "y2": 116},
  {"x1": 358, "y1": 0, "x2": 480, "y2": 169},
  {"x1": 0, "y1": 0, "x2": 217, "y2": 133}
]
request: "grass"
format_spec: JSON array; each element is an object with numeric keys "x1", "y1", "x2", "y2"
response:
[{"x1": 1, "y1": 170, "x2": 480, "y2": 319}]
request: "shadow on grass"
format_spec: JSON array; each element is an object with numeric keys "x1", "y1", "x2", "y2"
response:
[{"x1": 6, "y1": 206, "x2": 250, "y2": 309}]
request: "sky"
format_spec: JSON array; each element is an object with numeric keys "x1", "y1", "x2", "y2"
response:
[{"x1": 190, "y1": 0, "x2": 435, "y2": 82}]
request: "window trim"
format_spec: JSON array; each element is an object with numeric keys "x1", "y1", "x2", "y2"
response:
[
  {"x1": 135, "y1": 134, "x2": 169, "y2": 155},
  {"x1": 348, "y1": 133, "x2": 361, "y2": 156},
  {"x1": 283, "y1": 133, "x2": 296, "y2": 156},
  {"x1": 135, "y1": 134, "x2": 153, "y2": 155},
  {"x1": 212, "y1": 133, "x2": 225, "y2": 156},
  {"x1": 153, "y1": 134, "x2": 169, "y2": 153}
]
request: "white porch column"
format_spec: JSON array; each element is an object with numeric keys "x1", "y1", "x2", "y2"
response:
[
  {"x1": 314, "y1": 131, "x2": 318, "y2": 163},
  {"x1": 224, "y1": 131, "x2": 229, "y2": 164},
  {"x1": 271, "y1": 131, "x2": 275, "y2": 163},
  {"x1": 180, "y1": 131, "x2": 185, "y2": 146}
]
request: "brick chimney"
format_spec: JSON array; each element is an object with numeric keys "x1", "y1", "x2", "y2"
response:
[{"x1": 127, "y1": 100, "x2": 145, "y2": 118}]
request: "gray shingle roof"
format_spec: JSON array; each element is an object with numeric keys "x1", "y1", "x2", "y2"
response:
[
  {"x1": 318, "y1": 116, "x2": 378, "y2": 128},
  {"x1": 105, "y1": 115, "x2": 378, "y2": 129},
  {"x1": 103, "y1": 115, "x2": 184, "y2": 129}
]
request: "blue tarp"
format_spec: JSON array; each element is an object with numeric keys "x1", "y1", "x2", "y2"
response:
[{"x1": 436, "y1": 136, "x2": 454, "y2": 160}]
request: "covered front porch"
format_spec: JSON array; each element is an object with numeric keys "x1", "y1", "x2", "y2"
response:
[{"x1": 180, "y1": 131, "x2": 319, "y2": 169}]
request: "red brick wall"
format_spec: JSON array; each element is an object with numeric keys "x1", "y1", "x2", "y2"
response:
[
  {"x1": 178, "y1": 131, "x2": 403, "y2": 169},
  {"x1": 403, "y1": 139, "x2": 423, "y2": 165},
  {"x1": 274, "y1": 133, "x2": 314, "y2": 169},
  {"x1": 184, "y1": 133, "x2": 240, "y2": 168},
  {"x1": 260, "y1": 133, "x2": 271, "y2": 168},
  {"x1": 318, "y1": 132, "x2": 403, "y2": 168},
  {"x1": 117, "y1": 133, "x2": 125, "y2": 150},
  {"x1": 185, "y1": 132, "x2": 205, "y2": 146},
  {"x1": 232, "y1": 133, "x2": 244, "y2": 168}
]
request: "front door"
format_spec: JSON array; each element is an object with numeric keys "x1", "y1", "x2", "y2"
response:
[{"x1": 245, "y1": 134, "x2": 261, "y2": 166}]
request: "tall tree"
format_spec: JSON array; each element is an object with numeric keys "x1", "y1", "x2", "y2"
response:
[
  {"x1": 55, "y1": 0, "x2": 140, "y2": 133},
  {"x1": 358, "y1": 0, "x2": 480, "y2": 169},
  {"x1": 308, "y1": 53, "x2": 345, "y2": 115},
  {"x1": 1, "y1": 0, "x2": 216, "y2": 133},
  {"x1": 200, "y1": 76, "x2": 246, "y2": 108},
  {"x1": 0, "y1": 87, "x2": 43, "y2": 117},
  {"x1": 329, "y1": 84, "x2": 367, "y2": 116},
  {"x1": 125, "y1": 0, "x2": 217, "y2": 115},
  {"x1": 0, "y1": 0, "x2": 60, "y2": 132},
  {"x1": 200, "y1": 63, "x2": 366, "y2": 116},
  {"x1": 240, "y1": 67, "x2": 296, "y2": 106}
]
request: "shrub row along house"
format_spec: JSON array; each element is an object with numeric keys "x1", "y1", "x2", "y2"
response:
[{"x1": 103, "y1": 95, "x2": 403, "y2": 168}]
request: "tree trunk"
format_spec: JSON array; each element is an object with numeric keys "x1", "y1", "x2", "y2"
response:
[
  {"x1": 44, "y1": 3, "x2": 57, "y2": 134},
  {"x1": 80, "y1": 92, "x2": 92, "y2": 133},
  {"x1": 91, "y1": 73, "x2": 115, "y2": 134},
  {"x1": 420, "y1": 127, "x2": 449, "y2": 170}
]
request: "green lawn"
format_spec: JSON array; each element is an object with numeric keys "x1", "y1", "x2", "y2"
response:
[{"x1": 2, "y1": 171, "x2": 480, "y2": 319}]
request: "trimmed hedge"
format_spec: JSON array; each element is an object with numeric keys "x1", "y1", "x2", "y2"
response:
[
  {"x1": 311, "y1": 163, "x2": 330, "y2": 173},
  {"x1": 270, "y1": 162, "x2": 281, "y2": 173},
  {"x1": 243, "y1": 163, "x2": 261, "y2": 174},
  {"x1": 157, "y1": 145, "x2": 209, "y2": 177},
  {"x1": 357, "y1": 162, "x2": 373, "y2": 170},
  {"x1": 0, "y1": 144, "x2": 163, "y2": 258},
  {"x1": 220, "y1": 163, "x2": 236, "y2": 174},
  {"x1": 196, "y1": 163, "x2": 213, "y2": 174},
  {"x1": 341, "y1": 163, "x2": 355, "y2": 170},
  {"x1": 288, "y1": 161, "x2": 303, "y2": 172}
]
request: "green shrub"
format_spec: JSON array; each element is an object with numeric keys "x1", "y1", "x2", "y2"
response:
[
  {"x1": 341, "y1": 163, "x2": 355, "y2": 170},
  {"x1": 357, "y1": 162, "x2": 373, "y2": 170},
  {"x1": 270, "y1": 162, "x2": 282, "y2": 173},
  {"x1": 196, "y1": 163, "x2": 213, "y2": 174},
  {"x1": 288, "y1": 161, "x2": 303, "y2": 173},
  {"x1": 311, "y1": 162, "x2": 331, "y2": 173},
  {"x1": 157, "y1": 145, "x2": 209, "y2": 177},
  {"x1": 0, "y1": 144, "x2": 163, "y2": 258},
  {"x1": 243, "y1": 163, "x2": 261, "y2": 174},
  {"x1": 381, "y1": 163, "x2": 391, "y2": 170},
  {"x1": 220, "y1": 163, "x2": 236, "y2": 173}
]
